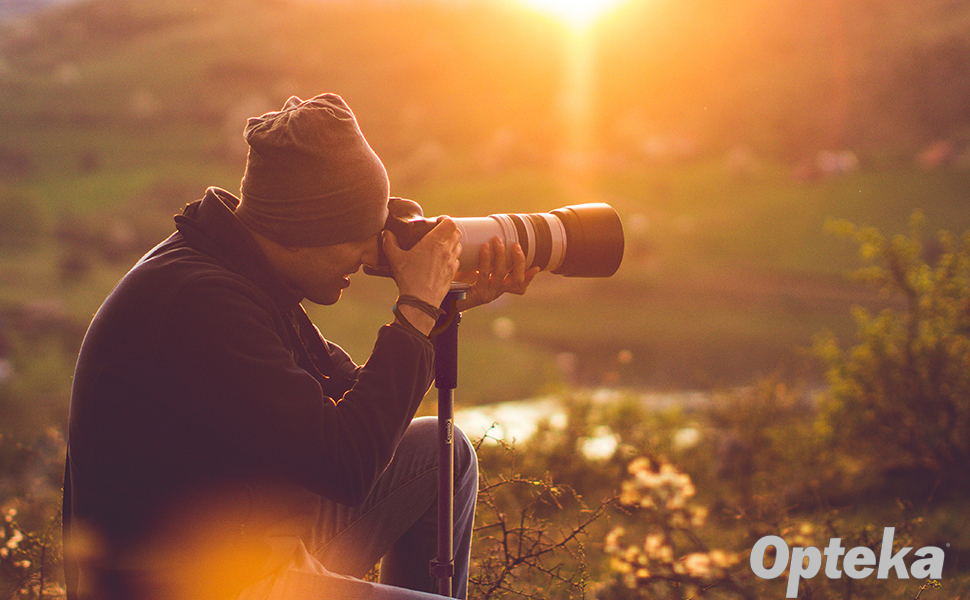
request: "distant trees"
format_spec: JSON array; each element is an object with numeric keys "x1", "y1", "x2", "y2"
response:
[
  {"x1": 0, "y1": 191, "x2": 43, "y2": 251},
  {"x1": 892, "y1": 37, "x2": 970, "y2": 141}
]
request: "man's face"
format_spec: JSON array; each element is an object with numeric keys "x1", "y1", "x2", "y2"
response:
[{"x1": 286, "y1": 233, "x2": 380, "y2": 305}]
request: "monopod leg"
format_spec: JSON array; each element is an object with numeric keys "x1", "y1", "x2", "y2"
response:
[{"x1": 430, "y1": 284, "x2": 467, "y2": 597}]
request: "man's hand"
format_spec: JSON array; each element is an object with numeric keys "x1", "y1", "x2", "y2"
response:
[
  {"x1": 383, "y1": 217, "x2": 462, "y2": 334},
  {"x1": 454, "y1": 237, "x2": 539, "y2": 311}
]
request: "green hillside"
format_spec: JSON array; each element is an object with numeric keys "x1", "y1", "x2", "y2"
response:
[{"x1": 1, "y1": 0, "x2": 970, "y2": 395}]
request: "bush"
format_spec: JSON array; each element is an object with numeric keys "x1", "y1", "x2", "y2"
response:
[
  {"x1": 0, "y1": 430, "x2": 67, "y2": 599},
  {"x1": 817, "y1": 213, "x2": 970, "y2": 495},
  {"x1": 598, "y1": 456, "x2": 751, "y2": 600}
]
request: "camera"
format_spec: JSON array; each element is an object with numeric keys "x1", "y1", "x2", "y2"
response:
[{"x1": 367, "y1": 199, "x2": 624, "y2": 278}]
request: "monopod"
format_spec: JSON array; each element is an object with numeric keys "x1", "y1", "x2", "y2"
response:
[{"x1": 429, "y1": 283, "x2": 468, "y2": 597}]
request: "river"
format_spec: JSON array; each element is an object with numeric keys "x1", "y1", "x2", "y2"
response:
[{"x1": 454, "y1": 388, "x2": 713, "y2": 458}]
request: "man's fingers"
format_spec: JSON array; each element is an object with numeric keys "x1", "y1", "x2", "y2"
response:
[
  {"x1": 517, "y1": 266, "x2": 540, "y2": 294},
  {"x1": 478, "y1": 240, "x2": 493, "y2": 278},
  {"x1": 382, "y1": 229, "x2": 400, "y2": 252},
  {"x1": 381, "y1": 229, "x2": 406, "y2": 267},
  {"x1": 385, "y1": 217, "x2": 464, "y2": 307},
  {"x1": 428, "y1": 217, "x2": 461, "y2": 243},
  {"x1": 493, "y1": 238, "x2": 511, "y2": 279},
  {"x1": 510, "y1": 243, "x2": 526, "y2": 279}
]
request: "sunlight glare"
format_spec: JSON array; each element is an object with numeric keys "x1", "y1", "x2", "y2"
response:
[{"x1": 518, "y1": 0, "x2": 628, "y2": 29}]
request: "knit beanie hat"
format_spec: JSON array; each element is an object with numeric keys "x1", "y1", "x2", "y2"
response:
[{"x1": 236, "y1": 93, "x2": 389, "y2": 247}]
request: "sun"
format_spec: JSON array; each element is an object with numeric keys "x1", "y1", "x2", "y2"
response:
[{"x1": 517, "y1": 0, "x2": 628, "y2": 29}]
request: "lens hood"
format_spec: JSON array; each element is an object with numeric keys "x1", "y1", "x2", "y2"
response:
[{"x1": 551, "y1": 203, "x2": 625, "y2": 277}]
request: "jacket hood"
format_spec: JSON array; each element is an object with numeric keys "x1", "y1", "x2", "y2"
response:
[{"x1": 174, "y1": 187, "x2": 304, "y2": 312}]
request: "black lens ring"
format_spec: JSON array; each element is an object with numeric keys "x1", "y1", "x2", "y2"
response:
[
  {"x1": 526, "y1": 213, "x2": 552, "y2": 270},
  {"x1": 510, "y1": 214, "x2": 530, "y2": 260}
]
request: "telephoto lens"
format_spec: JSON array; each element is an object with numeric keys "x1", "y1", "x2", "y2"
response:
[{"x1": 369, "y1": 200, "x2": 624, "y2": 278}]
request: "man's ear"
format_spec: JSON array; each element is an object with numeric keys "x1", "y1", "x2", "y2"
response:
[{"x1": 247, "y1": 226, "x2": 305, "y2": 272}]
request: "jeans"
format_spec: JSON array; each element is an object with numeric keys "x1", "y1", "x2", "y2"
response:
[{"x1": 237, "y1": 417, "x2": 478, "y2": 600}]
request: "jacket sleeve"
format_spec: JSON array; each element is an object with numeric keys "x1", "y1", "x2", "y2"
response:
[
  {"x1": 158, "y1": 273, "x2": 434, "y2": 506},
  {"x1": 304, "y1": 316, "x2": 365, "y2": 385}
]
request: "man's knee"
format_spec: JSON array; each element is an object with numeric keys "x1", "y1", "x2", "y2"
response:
[
  {"x1": 408, "y1": 417, "x2": 477, "y2": 483},
  {"x1": 453, "y1": 423, "x2": 478, "y2": 484}
]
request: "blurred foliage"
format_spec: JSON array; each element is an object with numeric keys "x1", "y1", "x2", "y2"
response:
[
  {"x1": 0, "y1": 192, "x2": 43, "y2": 251},
  {"x1": 1, "y1": 354, "x2": 969, "y2": 598},
  {"x1": 817, "y1": 213, "x2": 970, "y2": 495},
  {"x1": 0, "y1": 434, "x2": 66, "y2": 599},
  {"x1": 469, "y1": 385, "x2": 970, "y2": 599},
  {"x1": 600, "y1": 456, "x2": 750, "y2": 599},
  {"x1": 471, "y1": 433, "x2": 613, "y2": 599}
]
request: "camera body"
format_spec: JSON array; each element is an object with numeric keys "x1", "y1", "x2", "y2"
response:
[{"x1": 368, "y1": 199, "x2": 624, "y2": 278}]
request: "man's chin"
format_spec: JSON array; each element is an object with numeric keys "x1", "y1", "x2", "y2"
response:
[
  {"x1": 306, "y1": 278, "x2": 350, "y2": 305},
  {"x1": 308, "y1": 289, "x2": 342, "y2": 306}
]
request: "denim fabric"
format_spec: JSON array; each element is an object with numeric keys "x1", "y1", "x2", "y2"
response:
[{"x1": 238, "y1": 417, "x2": 478, "y2": 600}]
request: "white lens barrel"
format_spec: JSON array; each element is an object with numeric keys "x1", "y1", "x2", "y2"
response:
[
  {"x1": 453, "y1": 217, "x2": 507, "y2": 270},
  {"x1": 453, "y1": 213, "x2": 569, "y2": 272}
]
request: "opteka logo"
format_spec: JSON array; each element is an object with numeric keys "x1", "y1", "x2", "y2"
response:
[{"x1": 750, "y1": 527, "x2": 944, "y2": 598}]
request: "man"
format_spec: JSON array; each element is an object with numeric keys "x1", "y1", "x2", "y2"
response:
[{"x1": 63, "y1": 93, "x2": 537, "y2": 600}]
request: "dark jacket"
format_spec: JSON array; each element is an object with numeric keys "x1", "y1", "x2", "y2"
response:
[{"x1": 63, "y1": 188, "x2": 434, "y2": 599}]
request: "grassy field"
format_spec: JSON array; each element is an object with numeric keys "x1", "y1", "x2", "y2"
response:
[
  {"x1": 4, "y1": 145, "x2": 970, "y2": 403},
  {"x1": 2, "y1": 0, "x2": 970, "y2": 461}
]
